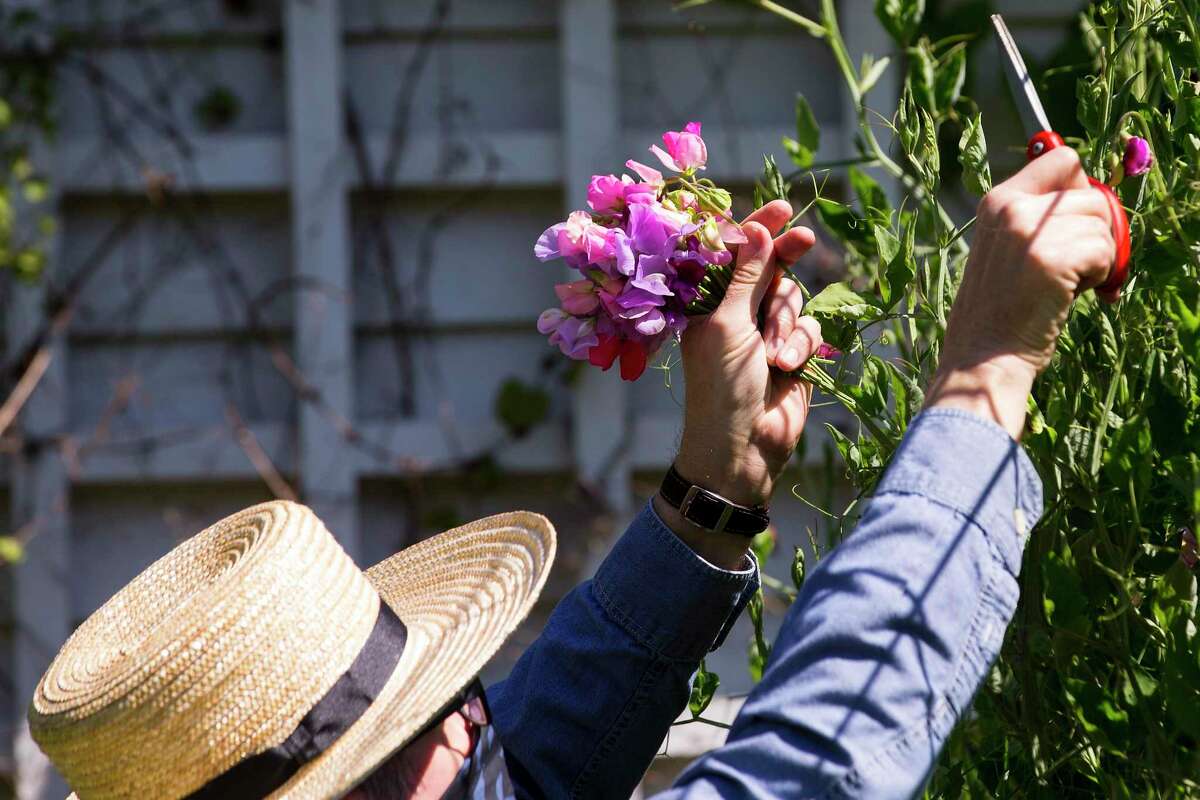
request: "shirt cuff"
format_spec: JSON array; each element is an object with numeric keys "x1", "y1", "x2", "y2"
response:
[
  {"x1": 876, "y1": 407, "x2": 1044, "y2": 577},
  {"x1": 592, "y1": 501, "x2": 759, "y2": 662}
]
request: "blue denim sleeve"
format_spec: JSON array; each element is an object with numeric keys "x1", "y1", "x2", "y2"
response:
[
  {"x1": 487, "y1": 501, "x2": 760, "y2": 800},
  {"x1": 655, "y1": 408, "x2": 1044, "y2": 800}
]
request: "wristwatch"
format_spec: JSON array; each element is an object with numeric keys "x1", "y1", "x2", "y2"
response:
[{"x1": 658, "y1": 464, "x2": 770, "y2": 537}]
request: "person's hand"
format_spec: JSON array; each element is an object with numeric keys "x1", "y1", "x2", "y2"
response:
[
  {"x1": 927, "y1": 147, "x2": 1117, "y2": 439},
  {"x1": 653, "y1": 200, "x2": 821, "y2": 567}
]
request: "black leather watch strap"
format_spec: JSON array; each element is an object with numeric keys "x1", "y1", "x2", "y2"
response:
[{"x1": 658, "y1": 464, "x2": 770, "y2": 537}]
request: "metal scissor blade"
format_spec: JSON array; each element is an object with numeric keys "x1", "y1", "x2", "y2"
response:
[{"x1": 991, "y1": 14, "x2": 1052, "y2": 138}]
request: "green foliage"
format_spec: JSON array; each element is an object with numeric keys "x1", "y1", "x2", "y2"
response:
[
  {"x1": 194, "y1": 85, "x2": 242, "y2": 131},
  {"x1": 689, "y1": 660, "x2": 721, "y2": 717},
  {"x1": 493, "y1": 378, "x2": 550, "y2": 438},
  {"x1": 745, "y1": 0, "x2": 1200, "y2": 794},
  {"x1": 783, "y1": 94, "x2": 821, "y2": 169},
  {"x1": 875, "y1": 0, "x2": 925, "y2": 46},
  {"x1": 0, "y1": 4, "x2": 55, "y2": 282}
]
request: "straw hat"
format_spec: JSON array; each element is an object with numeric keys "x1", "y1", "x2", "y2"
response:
[{"x1": 28, "y1": 500, "x2": 556, "y2": 799}]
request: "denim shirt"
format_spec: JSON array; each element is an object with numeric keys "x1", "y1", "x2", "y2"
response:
[{"x1": 488, "y1": 409, "x2": 1043, "y2": 799}]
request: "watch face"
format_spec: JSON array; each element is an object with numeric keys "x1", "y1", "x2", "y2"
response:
[{"x1": 684, "y1": 488, "x2": 728, "y2": 528}]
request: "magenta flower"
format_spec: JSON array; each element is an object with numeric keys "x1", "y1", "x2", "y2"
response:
[
  {"x1": 650, "y1": 121, "x2": 707, "y2": 173},
  {"x1": 1183, "y1": 528, "x2": 1197, "y2": 570},
  {"x1": 555, "y1": 280, "x2": 600, "y2": 316},
  {"x1": 815, "y1": 344, "x2": 841, "y2": 359},
  {"x1": 1122, "y1": 136, "x2": 1153, "y2": 177},
  {"x1": 587, "y1": 174, "x2": 627, "y2": 214}
]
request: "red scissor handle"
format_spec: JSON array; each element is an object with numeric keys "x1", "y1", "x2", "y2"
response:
[{"x1": 1027, "y1": 131, "x2": 1131, "y2": 302}]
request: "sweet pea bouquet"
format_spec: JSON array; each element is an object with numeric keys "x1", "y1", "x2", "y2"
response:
[{"x1": 534, "y1": 122, "x2": 746, "y2": 381}]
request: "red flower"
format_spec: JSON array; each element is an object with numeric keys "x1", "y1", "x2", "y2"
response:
[
  {"x1": 588, "y1": 335, "x2": 621, "y2": 370},
  {"x1": 587, "y1": 335, "x2": 648, "y2": 381},
  {"x1": 618, "y1": 340, "x2": 647, "y2": 381}
]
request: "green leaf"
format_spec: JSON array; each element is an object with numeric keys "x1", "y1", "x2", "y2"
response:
[
  {"x1": 881, "y1": 223, "x2": 915, "y2": 310},
  {"x1": 850, "y1": 167, "x2": 891, "y2": 220},
  {"x1": 874, "y1": 0, "x2": 924, "y2": 46},
  {"x1": 906, "y1": 41, "x2": 938, "y2": 114},
  {"x1": 958, "y1": 113, "x2": 992, "y2": 196},
  {"x1": 873, "y1": 225, "x2": 900, "y2": 265},
  {"x1": 1042, "y1": 546, "x2": 1091, "y2": 638},
  {"x1": 859, "y1": 54, "x2": 891, "y2": 97},
  {"x1": 688, "y1": 660, "x2": 720, "y2": 717},
  {"x1": 934, "y1": 45, "x2": 967, "y2": 112},
  {"x1": 493, "y1": 378, "x2": 550, "y2": 438},
  {"x1": 784, "y1": 94, "x2": 821, "y2": 169},
  {"x1": 806, "y1": 281, "x2": 881, "y2": 320}
]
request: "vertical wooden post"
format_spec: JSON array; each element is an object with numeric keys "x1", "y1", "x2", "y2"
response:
[
  {"x1": 559, "y1": 0, "x2": 631, "y2": 517},
  {"x1": 284, "y1": 0, "x2": 360, "y2": 559}
]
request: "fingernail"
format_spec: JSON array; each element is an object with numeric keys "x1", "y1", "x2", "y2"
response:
[{"x1": 781, "y1": 347, "x2": 799, "y2": 367}]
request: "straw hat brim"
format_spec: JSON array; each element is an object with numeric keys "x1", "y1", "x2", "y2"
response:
[{"x1": 67, "y1": 510, "x2": 555, "y2": 800}]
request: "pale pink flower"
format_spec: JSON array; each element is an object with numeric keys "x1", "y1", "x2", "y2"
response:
[{"x1": 555, "y1": 280, "x2": 601, "y2": 316}]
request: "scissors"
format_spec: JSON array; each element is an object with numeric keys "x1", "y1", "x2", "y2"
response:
[{"x1": 992, "y1": 14, "x2": 1131, "y2": 300}]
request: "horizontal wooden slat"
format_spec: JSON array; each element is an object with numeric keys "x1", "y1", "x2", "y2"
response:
[{"x1": 57, "y1": 125, "x2": 840, "y2": 193}]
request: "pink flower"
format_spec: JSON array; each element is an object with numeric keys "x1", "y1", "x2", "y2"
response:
[
  {"x1": 554, "y1": 280, "x2": 600, "y2": 315},
  {"x1": 650, "y1": 121, "x2": 707, "y2": 173},
  {"x1": 625, "y1": 159, "x2": 664, "y2": 189},
  {"x1": 1122, "y1": 136, "x2": 1153, "y2": 177},
  {"x1": 815, "y1": 344, "x2": 841, "y2": 359},
  {"x1": 535, "y1": 210, "x2": 611, "y2": 265},
  {"x1": 587, "y1": 174, "x2": 626, "y2": 214}
]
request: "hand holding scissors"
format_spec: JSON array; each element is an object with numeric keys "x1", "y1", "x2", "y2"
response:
[{"x1": 993, "y1": 14, "x2": 1132, "y2": 303}]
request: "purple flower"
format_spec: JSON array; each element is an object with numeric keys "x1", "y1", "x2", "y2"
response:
[
  {"x1": 1122, "y1": 136, "x2": 1153, "y2": 177},
  {"x1": 608, "y1": 228, "x2": 636, "y2": 276},
  {"x1": 537, "y1": 308, "x2": 568, "y2": 335},
  {"x1": 547, "y1": 316, "x2": 598, "y2": 360}
]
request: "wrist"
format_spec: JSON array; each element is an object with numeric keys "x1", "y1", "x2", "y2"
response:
[
  {"x1": 674, "y1": 436, "x2": 774, "y2": 508},
  {"x1": 925, "y1": 355, "x2": 1035, "y2": 440},
  {"x1": 651, "y1": 493, "x2": 752, "y2": 571}
]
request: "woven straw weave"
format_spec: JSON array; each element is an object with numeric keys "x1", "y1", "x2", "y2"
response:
[{"x1": 27, "y1": 501, "x2": 555, "y2": 800}]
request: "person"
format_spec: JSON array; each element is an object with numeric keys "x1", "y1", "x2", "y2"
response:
[{"x1": 27, "y1": 147, "x2": 1116, "y2": 800}]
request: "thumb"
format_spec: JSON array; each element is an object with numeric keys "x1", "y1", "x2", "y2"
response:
[
  {"x1": 1002, "y1": 145, "x2": 1090, "y2": 196},
  {"x1": 715, "y1": 221, "x2": 774, "y2": 322}
]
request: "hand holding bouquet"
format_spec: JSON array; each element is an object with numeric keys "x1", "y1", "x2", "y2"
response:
[
  {"x1": 533, "y1": 123, "x2": 825, "y2": 530},
  {"x1": 534, "y1": 122, "x2": 754, "y2": 381}
]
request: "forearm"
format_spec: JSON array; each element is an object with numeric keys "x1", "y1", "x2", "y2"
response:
[
  {"x1": 488, "y1": 502, "x2": 758, "y2": 800},
  {"x1": 656, "y1": 409, "x2": 1043, "y2": 799}
]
